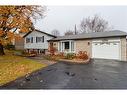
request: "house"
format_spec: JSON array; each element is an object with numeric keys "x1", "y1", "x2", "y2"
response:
[
  {"x1": 23, "y1": 29, "x2": 56, "y2": 54},
  {"x1": 48, "y1": 30, "x2": 127, "y2": 61},
  {"x1": 14, "y1": 32, "x2": 27, "y2": 50}
]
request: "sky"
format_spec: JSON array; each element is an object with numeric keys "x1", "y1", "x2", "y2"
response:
[{"x1": 34, "y1": 6, "x2": 127, "y2": 35}]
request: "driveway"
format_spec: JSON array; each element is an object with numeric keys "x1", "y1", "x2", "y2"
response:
[{"x1": 1, "y1": 59, "x2": 127, "y2": 89}]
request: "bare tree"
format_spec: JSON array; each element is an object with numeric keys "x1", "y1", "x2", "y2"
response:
[
  {"x1": 51, "y1": 29, "x2": 60, "y2": 36},
  {"x1": 80, "y1": 15, "x2": 111, "y2": 33},
  {"x1": 64, "y1": 30, "x2": 74, "y2": 35}
]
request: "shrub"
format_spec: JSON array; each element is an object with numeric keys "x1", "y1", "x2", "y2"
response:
[
  {"x1": 56, "y1": 52, "x2": 64, "y2": 58},
  {"x1": 76, "y1": 51, "x2": 88, "y2": 60},
  {"x1": 22, "y1": 50, "x2": 29, "y2": 55},
  {"x1": 48, "y1": 44, "x2": 56, "y2": 55},
  {"x1": 43, "y1": 55, "x2": 59, "y2": 61},
  {"x1": 4, "y1": 44, "x2": 15, "y2": 50},
  {"x1": 30, "y1": 51, "x2": 37, "y2": 55},
  {"x1": 43, "y1": 55, "x2": 52, "y2": 60},
  {"x1": 64, "y1": 53, "x2": 76, "y2": 59},
  {"x1": 27, "y1": 51, "x2": 37, "y2": 57},
  {"x1": 13, "y1": 50, "x2": 24, "y2": 56}
]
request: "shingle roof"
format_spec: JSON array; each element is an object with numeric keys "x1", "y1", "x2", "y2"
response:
[
  {"x1": 48, "y1": 30, "x2": 127, "y2": 41},
  {"x1": 23, "y1": 29, "x2": 56, "y2": 38}
]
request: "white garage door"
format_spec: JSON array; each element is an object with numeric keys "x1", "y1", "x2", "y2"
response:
[{"x1": 92, "y1": 41, "x2": 120, "y2": 60}]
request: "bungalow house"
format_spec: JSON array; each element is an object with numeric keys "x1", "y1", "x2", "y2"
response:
[
  {"x1": 48, "y1": 30, "x2": 127, "y2": 61},
  {"x1": 23, "y1": 29, "x2": 56, "y2": 54}
]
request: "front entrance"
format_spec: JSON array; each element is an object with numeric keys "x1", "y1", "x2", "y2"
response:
[{"x1": 59, "y1": 41, "x2": 75, "y2": 53}]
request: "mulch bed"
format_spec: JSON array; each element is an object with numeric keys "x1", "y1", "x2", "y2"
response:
[{"x1": 58, "y1": 58, "x2": 90, "y2": 64}]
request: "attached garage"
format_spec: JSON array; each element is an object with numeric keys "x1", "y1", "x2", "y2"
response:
[
  {"x1": 48, "y1": 30, "x2": 127, "y2": 61},
  {"x1": 92, "y1": 39, "x2": 121, "y2": 60}
]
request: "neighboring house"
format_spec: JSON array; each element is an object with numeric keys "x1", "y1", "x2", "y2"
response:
[
  {"x1": 14, "y1": 32, "x2": 27, "y2": 50},
  {"x1": 48, "y1": 30, "x2": 127, "y2": 61},
  {"x1": 23, "y1": 29, "x2": 56, "y2": 54}
]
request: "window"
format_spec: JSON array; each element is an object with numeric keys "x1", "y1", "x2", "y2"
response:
[
  {"x1": 26, "y1": 37, "x2": 34, "y2": 43},
  {"x1": 42, "y1": 36, "x2": 44, "y2": 42},
  {"x1": 26, "y1": 38, "x2": 31, "y2": 43},
  {"x1": 36, "y1": 37, "x2": 41, "y2": 43},
  {"x1": 59, "y1": 41, "x2": 75, "y2": 52},
  {"x1": 113, "y1": 43, "x2": 118, "y2": 45},
  {"x1": 36, "y1": 36, "x2": 44, "y2": 43},
  {"x1": 65, "y1": 42, "x2": 69, "y2": 49},
  {"x1": 31, "y1": 37, "x2": 33, "y2": 43}
]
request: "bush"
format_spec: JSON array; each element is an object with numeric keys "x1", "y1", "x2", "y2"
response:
[
  {"x1": 30, "y1": 51, "x2": 37, "y2": 55},
  {"x1": 4, "y1": 44, "x2": 15, "y2": 50},
  {"x1": 43, "y1": 55, "x2": 52, "y2": 60},
  {"x1": 56, "y1": 52, "x2": 64, "y2": 58},
  {"x1": 13, "y1": 50, "x2": 24, "y2": 56},
  {"x1": 44, "y1": 51, "x2": 89, "y2": 61},
  {"x1": 48, "y1": 45, "x2": 56, "y2": 55},
  {"x1": 43, "y1": 55, "x2": 59, "y2": 61},
  {"x1": 76, "y1": 51, "x2": 88, "y2": 60},
  {"x1": 64, "y1": 53, "x2": 76, "y2": 59}
]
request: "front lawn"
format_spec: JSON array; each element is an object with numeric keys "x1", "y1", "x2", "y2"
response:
[{"x1": 0, "y1": 50, "x2": 47, "y2": 86}]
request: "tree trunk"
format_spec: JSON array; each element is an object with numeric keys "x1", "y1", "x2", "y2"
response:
[{"x1": 0, "y1": 43, "x2": 5, "y2": 55}]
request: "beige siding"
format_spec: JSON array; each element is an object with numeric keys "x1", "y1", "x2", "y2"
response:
[
  {"x1": 50, "y1": 37, "x2": 127, "y2": 61},
  {"x1": 15, "y1": 38, "x2": 24, "y2": 50},
  {"x1": 120, "y1": 37, "x2": 127, "y2": 61},
  {"x1": 75, "y1": 40, "x2": 92, "y2": 57},
  {"x1": 53, "y1": 42, "x2": 58, "y2": 50},
  {"x1": 53, "y1": 42, "x2": 59, "y2": 54}
]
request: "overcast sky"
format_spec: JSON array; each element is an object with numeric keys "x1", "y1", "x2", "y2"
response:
[{"x1": 34, "y1": 6, "x2": 127, "y2": 35}]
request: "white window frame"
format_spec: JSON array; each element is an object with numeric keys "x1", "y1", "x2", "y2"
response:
[
  {"x1": 26, "y1": 37, "x2": 33, "y2": 43},
  {"x1": 58, "y1": 40, "x2": 75, "y2": 53}
]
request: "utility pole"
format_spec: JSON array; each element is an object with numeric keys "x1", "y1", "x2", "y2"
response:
[{"x1": 74, "y1": 24, "x2": 77, "y2": 35}]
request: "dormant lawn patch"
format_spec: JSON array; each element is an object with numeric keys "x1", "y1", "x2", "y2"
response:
[{"x1": 0, "y1": 50, "x2": 47, "y2": 86}]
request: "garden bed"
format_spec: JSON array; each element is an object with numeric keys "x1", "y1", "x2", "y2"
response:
[
  {"x1": 59, "y1": 58, "x2": 90, "y2": 64},
  {"x1": 44, "y1": 51, "x2": 90, "y2": 64}
]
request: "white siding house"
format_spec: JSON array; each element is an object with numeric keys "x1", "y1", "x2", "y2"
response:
[{"x1": 23, "y1": 29, "x2": 56, "y2": 54}]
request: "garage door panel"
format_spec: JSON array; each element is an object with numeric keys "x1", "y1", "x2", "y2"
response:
[{"x1": 92, "y1": 42, "x2": 120, "y2": 60}]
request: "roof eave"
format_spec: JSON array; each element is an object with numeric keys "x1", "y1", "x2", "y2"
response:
[
  {"x1": 48, "y1": 35, "x2": 127, "y2": 42},
  {"x1": 23, "y1": 29, "x2": 56, "y2": 38}
]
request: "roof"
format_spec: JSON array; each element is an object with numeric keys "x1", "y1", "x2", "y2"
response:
[
  {"x1": 48, "y1": 30, "x2": 127, "y2": 41},
  {"x1": 19, "y1": 32, "x2": 27, "y2": 37},
  {"x1": 23, "y1": 29, "x2": 56, "y2": 38}
]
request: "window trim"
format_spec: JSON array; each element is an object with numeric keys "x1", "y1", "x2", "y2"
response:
[
  {"x1": 36, "y1": 36, "x2": 45, "y2": 43},
  {"x1": 42, "y1": 36, "x2": 44, "y2": 43},
  {"x1": 59, "y1": 40, "x2": 75, "y2": 53},
  {"x1": 64, "y1": 41, "x2": 69, "y2": 49},
  {"x1": 26, "y1": 37, "x2": 31, "y2": 43},
  {"x1": 31, "y1": 37, "x2": 33, "y2": 43}
]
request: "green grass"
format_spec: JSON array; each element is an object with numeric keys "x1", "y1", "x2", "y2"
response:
[{"x1": 0, "y1": 50, "x2": 47, "y2": 86}]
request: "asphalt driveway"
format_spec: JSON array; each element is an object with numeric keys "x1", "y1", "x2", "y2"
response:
[{"x1": 1, "y1": 59, "x2": 127, "y2": 89}]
